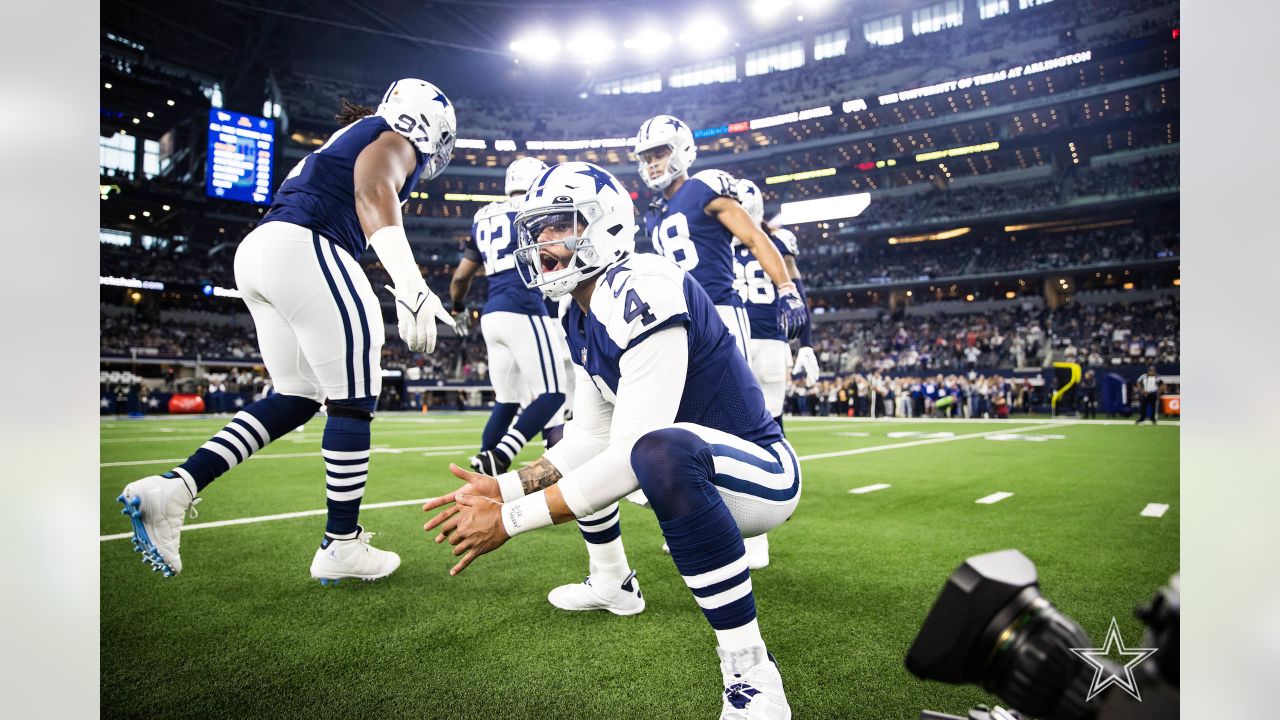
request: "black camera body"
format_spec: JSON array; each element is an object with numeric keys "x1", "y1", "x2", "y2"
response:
[{"x1": 906, "y1": 549, "x2": 1179, "y2": 720}]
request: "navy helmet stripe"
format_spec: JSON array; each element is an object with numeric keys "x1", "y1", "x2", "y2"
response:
[
  {"x1": 382, "y1": 81, "x2": 399, "y2": 104},
  {"x1": 326, "y1": 241, "x2": 374, "y2": 398},
  {"x1": 313, "y1": 232, "x2": 356, "y2": 397}
]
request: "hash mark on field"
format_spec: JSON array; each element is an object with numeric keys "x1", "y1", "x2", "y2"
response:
[
  {"x1": 849, "y1": 484, "x2": 891, "y2": 494},
  {"x1": 1140, "y1": 503, "x2": 1170, "y2": 518},
  {"x1": 975, "y1": 492, "x2": 1014, "y2": 505}
]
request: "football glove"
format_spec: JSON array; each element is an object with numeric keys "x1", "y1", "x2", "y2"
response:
[
  {"x1": 777, "y1": 285, "x2": 808, "y2": 341},
  {"x1": 384, "y1": 284, "x2": 454, "y2": 354},
  {"x1": 793, "y1": 346, "x2": 820, "y2": 382},
  {"x1": 451, "y1": 307, "x2": 472, "y2": 337}
]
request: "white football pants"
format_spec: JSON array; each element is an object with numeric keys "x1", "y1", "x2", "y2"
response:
[
  {"x1": 482, "y1": 311, "x2": 567, "y2": 405},
  {"x1": 234, "y1": 221, "x2": 384, "y2": 402},
  {"x1": 716, "y1": 304, "x2": 751, "y2": 360},
  {"x1": 749, "y1": 338, "x2": 792, "y2": 417}
]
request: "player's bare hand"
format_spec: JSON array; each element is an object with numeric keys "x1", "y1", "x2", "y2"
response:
[
  {"x1": 438, "y1": 493, "x2": 508, "y2": 576},
  {"x1": 423, "y1": 464, "x2": 501, "y2": 536}
]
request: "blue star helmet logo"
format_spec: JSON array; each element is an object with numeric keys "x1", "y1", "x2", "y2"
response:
[
  {"x1": 574, "y1": 165, "x2": 617, "y2": 194},
  {"x1": 664, "y1": 117, "x2": 684, "y2": 132},
  {"x1": 744, "y1": 184, "x2": 757, "y2": 195},
  {"x1": 433, "y1": 92, "x2": 450, "y2": 109}
]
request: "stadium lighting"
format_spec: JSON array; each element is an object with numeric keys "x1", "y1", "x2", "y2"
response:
[
  {"x1": 566, "y1": 28, "x2": 616, "y2": 64},
  {"x1": 623, "y1": 27, "x2": 673, "y2": 56},
  {"x1": 775, "y1": 192, "x2": 871, "y2": 225},
  {"x1": 510, "y1": 32, "x2": 562, "y2": 62},
  {"x1": 678, "y1": 14, "x2": 729, "y2": 49},
  {"x1": 751, "y1": 0, "x2": 792, "y2": 23}
]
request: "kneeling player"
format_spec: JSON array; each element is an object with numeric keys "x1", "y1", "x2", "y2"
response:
[{"x1": 423, "y1": 162, "x2": 799, "y2": 719}]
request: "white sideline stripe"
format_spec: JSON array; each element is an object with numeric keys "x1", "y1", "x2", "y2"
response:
[
  {"x1": 100, "y1": 423, "x2": 1068, "y2": 541},
  {"x1": 849, "y1": 484, "x2": 891, "y2": 494},
  {"x1": 976, "y1": 492, "x2": 1014, "y2": 505},
  {"x1": 797, "y1": 423, "x2": 1073, "y2": 462},
  {"x1": 836, "y1": 432, "x2": 870, "y2": 438},
  {"x1": 1140, "y1": 503, "x2": 1170, "y2": 518},
  {"x1": 101, "y1": 444, "x2": 477, "y2": 467},
  {"x1": 99, "y1": 497, "x2": 433, "y2": 541}
]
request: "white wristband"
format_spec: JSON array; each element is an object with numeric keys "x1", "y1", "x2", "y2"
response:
[
  {"x1": 496, "y1": 471, "x2": 524, "y2": 503},
  {"x1": 501, "y1": 492, "x2": 553, "y2": 538},
  {"x1": 777, "y1": 281, "x2": 797, "y2": 295}
]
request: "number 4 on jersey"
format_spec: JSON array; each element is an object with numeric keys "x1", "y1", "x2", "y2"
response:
[{"x1": 623, "y1": 288, "x2": 656, "y2": 326}]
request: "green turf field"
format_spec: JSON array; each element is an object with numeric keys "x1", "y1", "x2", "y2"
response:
[{"x1": 100, "y1": 413, "x2": 1178, "y2": 719}]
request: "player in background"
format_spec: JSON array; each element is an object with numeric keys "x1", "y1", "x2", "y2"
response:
[
  {"x1": 450, "y1": 157, "x2": 567, "y2": 475},
  {"x1": 633, "y1": 115, "x2": 806, "y2": 358},
  {"x1": 727, "y1": 178, "x2": 816, "y2": 570},
  {"x1": 423, "y1": 163, "x2": 799, "y2": 719},
  {"x1": 732, "y1": 178, "x2": 821, "y2": 431},
  {"x1": 119, "y1": 79, "x2": 457, "y2": 584}
]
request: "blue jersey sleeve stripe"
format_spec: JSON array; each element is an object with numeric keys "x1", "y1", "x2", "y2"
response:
[{"x1": 623, "y1": 313, "x2": 691, "y2": 353}]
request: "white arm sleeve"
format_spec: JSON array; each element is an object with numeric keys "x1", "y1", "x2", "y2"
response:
[
  {"x1": 555, "y1": 326, "x2": 688, "y2": 517},
  {"x1": 542, "y1": 365, "x2": 612, "y2": 475},
  {"x1": 367, "y1": 225, "x2": 427, "y2": 292}
]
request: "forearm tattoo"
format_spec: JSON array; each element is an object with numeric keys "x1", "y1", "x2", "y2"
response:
[{"x1": 518, "y1": 457, "x2": 563, "y2": 495}]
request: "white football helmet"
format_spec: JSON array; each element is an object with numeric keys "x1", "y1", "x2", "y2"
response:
[
  {"x1": 633, "y1": 115, "x2": 697, "y2": 191},
  {"x1": 505, "y1": 156, "x2": 549, "y2": 196},
  {"x1": 375, "y1": 78, "x2": 457, "y2": 181},
  {"x1": 773, "y1": 227, "x2": 800, "y2": 256},
  {"x1": 734, "y1": 178, "x2": 764, "y2": 225},
  {"x1": 513, "y1": 162, "x2": 637, "y2": 299}
]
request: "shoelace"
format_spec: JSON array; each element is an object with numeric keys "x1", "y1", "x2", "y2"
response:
[
  {"x1": 187, "y1": 497, "x2": 202, "y2": 520},
  {"x1": 357, "y1": 529, "x2": 377, "y2": 545},
  {"x1": 723, "y1": 682, "x2": 760, "y2": 710}
]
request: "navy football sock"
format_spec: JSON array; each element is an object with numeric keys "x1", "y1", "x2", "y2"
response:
[
  {"x1": 481, "y1": 402, "x2": 520, "y2": 452},
  {"x1": 169, "y1": 394, "x2": 320, "y2": 491},
  {"x1": 323, "y1": 397, "x2": 375, "y2": 538}
]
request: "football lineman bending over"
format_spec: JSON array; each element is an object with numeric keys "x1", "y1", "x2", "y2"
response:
[
  {"x1": 450, "y1": 156, "x2": 568, "y2": 476},
  {"x1": 423, "y1": 162, "x2": 800, "y2": 719},
  {"x1": 119, "y1": 80, "x2": 456, "y2": 585}
]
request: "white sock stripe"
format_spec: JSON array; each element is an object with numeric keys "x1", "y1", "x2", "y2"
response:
[
  {"x1": 214, "y1": 430, "x2": 251, "y2": 461},
  {"x1": 200, "y1": 440, "x2": 239, "y2": 468},
  {"x1": 508, "y1": 427, "x2": 528, "y2": 445},
  {"x1": 496, "y1": 440, "x2": 520, "y2": 459},
  {"x1": 325, "y1": 473, "x2": 368, "y2": 488},
  {"x1": 233, "y1": 411, "x2": 270, "y2": 446},
  {"x1": 326, "y1": 487, "x2": 365, "y2": 502},
  {"x1": 225, "y1": 422, "x2": 261, "y2": 453},
  {"x1": 322, "y1": 449, "x2": 371, "y2": 461},
  {"x1": 578, "y1": 512, "x2": 620, "y2": 532},
  {"x1": 693, "y1": 577, "x2": 753, "y2": 610},
  {"x1": 325, "y1": 461, "x2": 369, "y2": 475},
  {"x1": 681, "y1": 555, "x2": 748, "y2": 589},
  {"x1": 579, "y1": 503, "x2": 619, "y2": 522},
  {"x1": 172, "y1": 467, "x2": 195, "y2": 488}
]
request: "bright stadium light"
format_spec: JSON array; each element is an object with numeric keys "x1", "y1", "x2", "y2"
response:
[
  {"x1": 623, "y1": 27, "x2": 674, "y2": 56},
  {"x1": 510, "y1": 32, "x2": 562, "y2": 62},
  {"x1": 678, "y1": 14, "x2": 729, "y2": 49},
  {"x1": 567, "y1": 28, "x2": 616, "y2": 64},
  {"x1": 775, "y1": 192, "x2": 871, "y2": 225},
  {"x1": 751, "y1": 0, "x2": 792, "y2": 23}
]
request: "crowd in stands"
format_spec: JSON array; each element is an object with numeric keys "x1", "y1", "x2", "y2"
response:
[
  {"x1": 786, "y1": 372, "x2": 1036, "y2": 419},
  {"x1": 799, "y1": 224, "x2": 1178, "y2": 288},
  {"x1": 806, "y1": 293, "x2": 1178, "y2": 374}
]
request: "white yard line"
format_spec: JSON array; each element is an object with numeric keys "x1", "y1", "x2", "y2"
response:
[
  {"x1": 976, "y1": 492, "x2": 1015, "y2": 505},
  {"x1": 101, "y1": 421, "x2": 1072, "y2": 542},
  {"x1": 101, "y1": 444, "x2": 477, "y2": 468},
  {"x1": 849, "y1": 484, "x2": 891, "y2": 494},
  {"x1": 1140, "y1": 503, "x2": 1170, "y2": 518},
  {"x1": 796, "y1": 422, "x2": 1074, "y2": 462}
]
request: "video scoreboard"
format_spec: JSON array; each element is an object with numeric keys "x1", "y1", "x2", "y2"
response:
[{"x1": 206, "y1": 109, "x2": 275, "y2": 205}]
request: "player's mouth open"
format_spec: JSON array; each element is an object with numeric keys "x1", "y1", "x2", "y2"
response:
[{"x1": 540, "y1": 251, "x2": 563, "y2": 273}]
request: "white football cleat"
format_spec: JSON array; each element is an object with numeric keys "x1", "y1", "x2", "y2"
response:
[
  {"x1": 744, "y1": 534, "x2": 770, "y2": 570},
  {"x1": 717, "y1": 646, "x2": 792, "y2": 720},
  {"x1": 547, "y1": 570, "x2": 645, "y2": 616},
  {"x1": 624, "y1": 489, "x2": 650, "y2": 507},
  {"x1": 119, "y1": 474, "x2": 201, "y2": 578},
  {"x1": 309, "y1": 526, "x2": 401, "y2": 586}
]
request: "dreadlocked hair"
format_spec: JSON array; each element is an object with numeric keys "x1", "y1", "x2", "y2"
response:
[{"x1": 335, "y1": 97, "x2": 375, "y2": 126}]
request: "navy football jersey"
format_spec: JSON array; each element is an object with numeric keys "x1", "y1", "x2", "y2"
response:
[
  {"x1": 562, "y1": 253, "x2": 781, "y2": 448},
  {"x1": 463, "y1": 197, "x2": 547, "y2": 316},
  {"x1": 643, "y1": 169, "x2": 742, "y2": 308},
  {"x1": 733, "y1": 234, "x2": 794, "y2": 342},
  {"x1": 262, "y1": 115, "x2": 427, "y2": 260}
]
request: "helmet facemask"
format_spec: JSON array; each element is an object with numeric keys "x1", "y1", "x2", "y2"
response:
[
  {"x1": 514, "y1": 206, "x2": 607, "y2": 299},
  {"x1": 636, "y1": 143, "x2": 687, "y2": 192}
]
